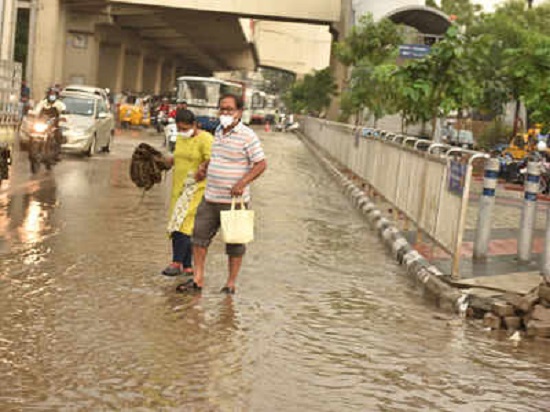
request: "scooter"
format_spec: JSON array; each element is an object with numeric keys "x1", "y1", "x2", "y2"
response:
[{"x1": 164, "y1": 118, "x2": 178, "y2": 152}]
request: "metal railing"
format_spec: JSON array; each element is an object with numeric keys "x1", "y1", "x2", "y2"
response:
[
  {"x1": 0, "y1": 59, "x2": 21, "y2": 145},
  {"x1": 300, "y1": 116, "x2": 488, "y2": 278}
]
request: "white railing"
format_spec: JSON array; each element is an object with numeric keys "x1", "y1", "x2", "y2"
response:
[
  {"x1": 0, "y1": 60, "x2": 21, "y2": 145},
  {"x1": 301, "y1": 116, "x2": 488, "y2": 277}
]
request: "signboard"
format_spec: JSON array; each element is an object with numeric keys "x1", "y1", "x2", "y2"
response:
[
  {"x1": 448, "y1": 160, "x2": 467, "y2": 195},
  {"x1": 399, "y1": 44, "x2": 431, "y2": 59}
]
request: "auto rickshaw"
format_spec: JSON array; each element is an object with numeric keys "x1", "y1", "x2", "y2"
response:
[
  {"x1": 505, "y1": 125, "x2": 545, "y2": 160},
  {"x1": 118, "y1": 95, "x2": 150, "y2": 128}
]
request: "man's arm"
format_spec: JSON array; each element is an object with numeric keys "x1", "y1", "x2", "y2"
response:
[{"x1": 231, "y1": 159, "x2": 267, "y2": 197}]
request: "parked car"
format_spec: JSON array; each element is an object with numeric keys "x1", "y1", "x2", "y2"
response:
[
  {"x1": 63, "y1": 85, "x2": 111, "y2": 111},
  {"x1": 20, "y1": 91, "x2": 115, "y2": 156}
]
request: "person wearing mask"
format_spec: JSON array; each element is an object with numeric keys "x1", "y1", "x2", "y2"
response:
[
  {"x1": 161, "y1": 109, "x2": 213, "y2": 277},
  {"x1": 169, "y1": 99, "x2": 188, "y2": 119},
  {"x1": 176, "y1": 94, "x2": 267, "y2": 294},
  {"x1": 34, "y1": 87, "x2": 67, "y2": 159}
]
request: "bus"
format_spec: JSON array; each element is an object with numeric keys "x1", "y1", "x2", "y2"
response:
[{"x1": 176, "y1": 76, "x2": 244, "y2": 132}]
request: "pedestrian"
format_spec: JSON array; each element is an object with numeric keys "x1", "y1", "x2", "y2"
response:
[
  {"x1": 161, "y1": 109, "x2": 213, "y2": 277},
  {"x1": 176, "y1": 94, "x2": 267, "y2": 294}
]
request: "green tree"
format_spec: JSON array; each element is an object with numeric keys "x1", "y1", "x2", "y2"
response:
[
  {"x1": 394, "y1": 26, "x2": 479, "y2": 138},
  {"x1": 284, "y1": 68, "x2": 337, "y2": 116},
  {"x1": 333, "y1": 13, "x2": 403, "y2": 124}
]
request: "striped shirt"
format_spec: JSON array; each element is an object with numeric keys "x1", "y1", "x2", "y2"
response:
[{"x1": 205, "y1": 122, "x2": 265, "y2": 203}]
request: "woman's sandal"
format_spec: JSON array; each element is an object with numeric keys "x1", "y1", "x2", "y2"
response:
[
  {"x1": 176, "y1": 279, "x2": 202, "y2": 294},
  {"x1": 220, "y1": 286, "x2": 235, "y2": 295}
]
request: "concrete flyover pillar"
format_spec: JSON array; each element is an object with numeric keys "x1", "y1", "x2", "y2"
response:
[
  {"x1": 169, "y1": 62, "x2": 177, "y2": 93},
  {"x1": 114, "y1": 42, "x2": 127, "y2": 94},
  {"x1": 135, "y1": 51, "x2": 144, "y2": 93},
  {"x1": 154, "y1": 57, "x2": 164, "y2": 95},
  {"x1": 0, "y1": 0, "x2": 17, "y2": 60},
  {"x1": 31, "y1": 0, "x2": 64, "y2": 100}
]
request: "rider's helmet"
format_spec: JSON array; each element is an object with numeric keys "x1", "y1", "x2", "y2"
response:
[
  {"x1": 537, "y1": 140, "x2": 548, "y2": 152},
  {"x1": 176, "y1": 98, "x2": 187, "y2": 108},
  {"x1": 46, "y1": 86, "x2": 60, "y2": 103}
]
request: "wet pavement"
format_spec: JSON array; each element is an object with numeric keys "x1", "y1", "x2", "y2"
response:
[{"x1": 1, "y1": 129, "x2": 550, "y2": 411}]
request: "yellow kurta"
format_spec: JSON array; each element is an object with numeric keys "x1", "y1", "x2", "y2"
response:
[{"x1": 170, "y1": 131, "x2": 213, "y2": 235}]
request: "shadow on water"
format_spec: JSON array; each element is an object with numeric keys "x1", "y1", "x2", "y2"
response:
[{"x1": 0, "y1": 131, "x2": 549, "y2": 411}]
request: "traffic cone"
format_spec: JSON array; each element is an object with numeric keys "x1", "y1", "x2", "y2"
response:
[{"x1": 264, "y1": 121, "x2": 271, "y2": 133}]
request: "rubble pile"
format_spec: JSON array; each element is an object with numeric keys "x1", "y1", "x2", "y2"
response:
[{"x1": 483, "y1": 282, "x2": 550, "y2": 338}]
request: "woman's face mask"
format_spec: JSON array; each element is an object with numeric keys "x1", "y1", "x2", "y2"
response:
[{"x1": 178, "y1": 128, "x2": 194, "y2": 138}]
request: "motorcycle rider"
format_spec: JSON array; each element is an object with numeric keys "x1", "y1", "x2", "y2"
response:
[
  {"x1": 169, "y1": 99, "x2": 188, "y2": 119},
  {"x1": 34, "y1": 87, "x2": 67, "y2": 159}
]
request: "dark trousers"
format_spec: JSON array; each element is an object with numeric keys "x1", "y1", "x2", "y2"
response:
[{"x1": 171, "y1": 231, "x2": 192, "y2": 269}]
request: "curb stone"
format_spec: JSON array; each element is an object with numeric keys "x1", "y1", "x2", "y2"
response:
[{"x1": 298, "y1": 131, "x2": 464, "y2": 313}]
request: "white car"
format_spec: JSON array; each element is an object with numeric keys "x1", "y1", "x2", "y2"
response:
[
  {"x1": 20, "y1": 91, "x2": 115, "y2": 156},
  {"x1": 63, "y1": 85, "x2": 111, "y2": 111}
]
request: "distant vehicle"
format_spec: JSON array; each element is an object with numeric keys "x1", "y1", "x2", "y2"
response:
[
  {"x1": 21, "y1": 91, "x2": 115, "y2": 156},
  {"x1": 250, "y1": 90, "x2": 266, "y2": 124},
  {"x1": 446, "y1": 128, "x2": 475, "y2": 149},
  {"x1": 264, "y1": 94, "x2": 280, "y2": 124},
  {"x1": 63, "y1": 85, "x2": 111, "y2": 111},
  {"x1": 177, "y1": 76, "x2": 243, "y2": 132}
]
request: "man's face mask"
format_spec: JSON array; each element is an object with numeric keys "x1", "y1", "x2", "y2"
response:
[
  {"x1": 48, "y1": 95, "x2": 56, "y2": 103},
  {"x1": 219, "y1": 115, "x2": 234, "y2": 128}
]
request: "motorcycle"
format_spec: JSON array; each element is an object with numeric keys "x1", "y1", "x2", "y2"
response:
[
  {"x1": 28, "y1": 118, "x2": 61, "y2": 174},
  {"x1": 156, "y1": 110, "x2": 168, "y2": 134},
  {"x1": 0, "y1": 144, "x2": 11, "y2": 185}
]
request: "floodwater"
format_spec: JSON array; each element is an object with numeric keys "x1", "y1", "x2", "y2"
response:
[{"x1": 1, "y1": 130, "x2": 549, "y2": 412}]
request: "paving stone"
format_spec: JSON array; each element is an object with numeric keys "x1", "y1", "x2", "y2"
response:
[
  {"x1": 531, "y1": 305, "x2": 550, "y2": 322},
  {"x1": 503, "y1": 316, "x2": 522, "y2": 330},
  {"x1": 483, "y1": 312, "x2": 502, "y2": 329},
  {"x1": 526, "y1": 320, "x2": 550, "y2": 338},
  {"x1": 491, "y1": 302, "x2": 516, "y2": 317}
]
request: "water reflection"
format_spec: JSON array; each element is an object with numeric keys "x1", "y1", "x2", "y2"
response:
[{"x1": 0, "y1": 178, "x2": 57, "y2": 254}]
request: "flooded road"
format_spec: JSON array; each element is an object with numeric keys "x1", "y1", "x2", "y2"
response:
[{"x1": 1, "y1": 129, "x2": 549, "y2": 411}]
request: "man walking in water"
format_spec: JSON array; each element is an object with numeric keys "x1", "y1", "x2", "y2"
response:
[{"x1": 176, "y1": 94, "x2": 267, "y2": 294}]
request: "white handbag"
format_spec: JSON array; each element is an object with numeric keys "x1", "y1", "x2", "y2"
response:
[{"x1": 220, "y1": 197, "x2": 255, "y2": 244}]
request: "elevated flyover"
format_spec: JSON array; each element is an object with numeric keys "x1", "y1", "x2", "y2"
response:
[{"x1": 27, "y1": 0, "x2": 340, "y2": 98}]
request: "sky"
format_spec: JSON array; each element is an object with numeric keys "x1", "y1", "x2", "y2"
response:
[{"x1": 473, "y1": 0, "x2": 505, "y2": 11}]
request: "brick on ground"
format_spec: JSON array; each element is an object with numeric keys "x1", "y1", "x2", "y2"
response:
[
  {"x1": 526, "y1": 320, "x2": 550, "y2": 338},
  {"x1": 491, "y1": 302, "x2": 515, "y2": 317},
  {"x1": 503, "y1": 293, "x2": 523, "y2": 309},
  {"x1": 539, "y1": 285, "x2": 550, "y2": 302},
  {"x1": 531, "y1": 305, "x2": 550, "y2": 322},
  {"x1": 518, "y1": 288, "x2": 540, "y2": 313},
  {"x1": 503, "y1": 316, "x2": 522, "y2": 330},
  {"x1": 483, "y1": 313, "x2": 502, "y2": 330}
]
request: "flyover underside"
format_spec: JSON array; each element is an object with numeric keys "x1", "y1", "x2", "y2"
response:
[{"x1": 68, "y1": 2, "x2": 256, "y2": 76}]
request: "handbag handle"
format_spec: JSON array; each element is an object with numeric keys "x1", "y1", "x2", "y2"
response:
[{"x1": 231, "y1": 196, "x2": 246, "y2": 210}]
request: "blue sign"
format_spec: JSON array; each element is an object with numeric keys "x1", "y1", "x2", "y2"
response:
[
  {"x1": 399, "y1": 44, "x2": 431, "y2": 59},
  {"x1": 448, "y1": 161, "x2": 467, "y2": 195}
]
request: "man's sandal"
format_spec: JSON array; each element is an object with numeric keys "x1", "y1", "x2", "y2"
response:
[
  {"x1": 220, "y1": 286, "x2": 235, "y2": 295},
  {"x1": 176, "y1": 279, "x2": 202, "y2": 294}
]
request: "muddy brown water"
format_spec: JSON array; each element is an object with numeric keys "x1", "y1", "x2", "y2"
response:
[{"x1": 1, "y1": 130, "x2": 549, "y2": 411}]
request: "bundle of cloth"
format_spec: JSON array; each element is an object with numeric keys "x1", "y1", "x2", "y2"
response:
[{"x1": 129, "y1": 143, "x2": 171, "y2": 191}]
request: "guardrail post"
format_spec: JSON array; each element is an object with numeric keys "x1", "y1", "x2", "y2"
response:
[
  {"x1": 473, "y1": 158, "x2": 500, "y2": 260},
  {"x1": 542, "y1": 207, "x2": 550, "y2": 284},
  {"x1": 518, "y1": 161, "x2": 541, "y2": 262}
]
